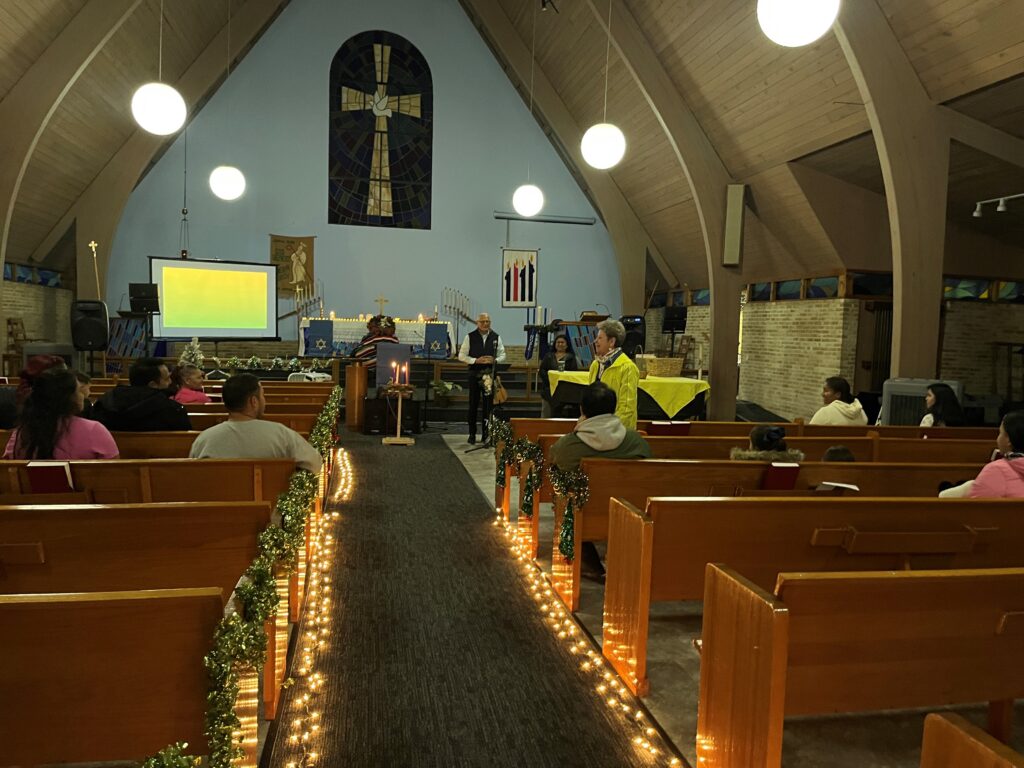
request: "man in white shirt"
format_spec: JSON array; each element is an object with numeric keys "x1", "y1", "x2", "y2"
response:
[
  {"x1": 458, "y1": 312, "x2": 507, "y2": 444},
  {"x1": 189, "y1": 373, "x2": 324, "y2": 473}
]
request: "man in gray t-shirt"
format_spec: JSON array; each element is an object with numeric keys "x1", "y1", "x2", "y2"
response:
[{"x1": 189, "y1": 373, "x2": 323, "y2": 473}]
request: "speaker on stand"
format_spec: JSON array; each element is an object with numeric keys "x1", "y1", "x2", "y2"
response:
[
  {"x1": 620, "y1": 315, "x2": 646, "y2": 359},
  {"x1": 71, "y1": 300, "x2": 109, "y2": 377}
]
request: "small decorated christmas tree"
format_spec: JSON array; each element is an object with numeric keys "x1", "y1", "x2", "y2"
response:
[{"x1": 179, "y1": 337, "x2": 204, "y2": 368}]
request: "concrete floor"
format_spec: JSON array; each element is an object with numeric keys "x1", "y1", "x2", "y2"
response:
[{"x1": 443, "y1": 435, "x2": 1024, "y2": 767}]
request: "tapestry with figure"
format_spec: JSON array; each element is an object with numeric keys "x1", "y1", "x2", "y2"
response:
[
  {"x1": 329, "y1": 31, "x2": 433, "y2": 229},
  {"x1": 501, "y1": 248, "x2": 538, "y2": 308},
  {"x1": 270, "y1": 234, "x2": 315, "y2": 298}
]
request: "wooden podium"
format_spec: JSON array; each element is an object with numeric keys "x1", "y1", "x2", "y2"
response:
[{"x1": 344, "y1": 363, "x2": 367, "y2": 431}]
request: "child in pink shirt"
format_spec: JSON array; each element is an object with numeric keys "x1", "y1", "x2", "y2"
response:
[
  {"x1": 171, "y1": 364, "x2": 212, "y2": 405},
  {"x1": 4, "y1": 369, "x2": 119, "y2": 459},
  {"x1": 969, "y1": 411, "x2": 1024, "y2": 499}
]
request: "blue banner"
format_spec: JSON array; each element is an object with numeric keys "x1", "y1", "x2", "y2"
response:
[{"x1": 307, "y1": 319, "x2": 334, "y2": 357}]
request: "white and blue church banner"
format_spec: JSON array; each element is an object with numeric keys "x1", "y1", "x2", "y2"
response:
[{"x1": 501, "y1": 248, "x2": 537, "y2": 308}]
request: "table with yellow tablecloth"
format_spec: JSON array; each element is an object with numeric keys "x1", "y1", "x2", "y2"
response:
[{"x1": 547, "y1": 371, "x2": 711, "y2": 419}]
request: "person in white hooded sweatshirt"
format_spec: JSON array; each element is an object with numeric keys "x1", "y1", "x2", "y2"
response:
[{"x1": 809, "y1": 376, "x2": 868, "y2": 426}]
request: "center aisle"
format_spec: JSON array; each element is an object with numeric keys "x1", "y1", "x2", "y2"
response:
[{"x1": 268, "y1": 432, "x2": 653, "y2": 767}]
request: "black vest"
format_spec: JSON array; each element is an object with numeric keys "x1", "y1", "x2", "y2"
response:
[{"x1": 468, "y1": 329, "x2": 498, "y2": 369}]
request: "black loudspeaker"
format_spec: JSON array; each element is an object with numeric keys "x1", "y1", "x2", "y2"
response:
[
  {"x1": 620, "y1": 315, "x2": 646, "y2": 358},
  {"x1": 129, "y1": 283, "x2": 160, "y2": 313},
  {"x1": 662, "y1": 305, "x2": 688, "y2": 333},
  {"x1": 70, "y1": 300, "x2": 109, "y2": 351}
]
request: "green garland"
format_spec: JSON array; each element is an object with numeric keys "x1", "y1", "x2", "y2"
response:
[
  {"x1": 550, "y1": 466, "x2": 590, "y2": 562},
  {"x1": 509, "y1": 438, "x2": 544, "y2": 518},
  {"x1": 140, "y1": 389, "x2": 342, "y2": 768},
  {"x1": 489, "y1": 418, "x2": 514, "y2": 488}
]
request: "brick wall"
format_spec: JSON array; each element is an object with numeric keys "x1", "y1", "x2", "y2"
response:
[
  {"x1": 940, "y1": 302, "x2": 1024, "y2": 397},
  {"x1": 739, "y1": 298, "x2": 859, "y2": 420},
  {"x1": 1, "y1": 281, "x2": 74, "y2": 353},
  {"x1": 643, "y1": 305, "x2": 710, "y2": 366}
]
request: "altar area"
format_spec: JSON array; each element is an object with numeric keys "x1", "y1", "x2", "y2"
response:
[{"x1": 299, "y1": 316, "x2": 454, "y2": 358}]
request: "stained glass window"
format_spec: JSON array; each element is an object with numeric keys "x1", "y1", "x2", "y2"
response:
[
  {"x1": 943, "y1": 278, "x2": 990, "y2": 301},
  {"x1": 850, "y1": 272, "x2": 893, "y2": 297},
  {"x1": 329, "y1": 32, "x2": 433, "y2": 229},
  {"x1": 691, "y1": 289, "x2": 711, "y2": 306},
  {"x1": 998, "y1": 281, "x2": 1024, "y2": 303},
  {"x1": 775, "y1": 279, "x2": 802, "y2": 300},
  {"x1": 807, "y1": 276, "x2": 840, "y2": 299},
  {"x1": 749, "y1": 282, "x2": 771, "y2": 301}
]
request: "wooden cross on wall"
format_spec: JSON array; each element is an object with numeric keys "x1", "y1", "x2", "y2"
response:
[
  {"x1": 341, "y1": 43, "x2": 422, "y2": 218},
  {"x1": 375, "y1": 294, "x2": 389, "y2": 315}
]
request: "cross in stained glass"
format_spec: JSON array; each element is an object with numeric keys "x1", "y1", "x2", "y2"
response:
[{"x1": 340, "y1": 43, "x2": 422, "y2": 218}]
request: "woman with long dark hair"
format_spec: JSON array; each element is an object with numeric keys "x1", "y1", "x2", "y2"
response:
[
  {"x1": 539, "y1": 334, "x2": 578, "y2": 418},
  {"x1": 920, "y1": 382, "x2": 965, "y2": 427},
  {"x1": 3, "y1": 369, "x2": 118, "y2": 459},
  {"x1": 968, "y1": 411, "x2": 1024, "y2": 498}
]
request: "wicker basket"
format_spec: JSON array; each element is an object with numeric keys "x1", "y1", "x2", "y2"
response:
[{"x1": 643, "y1": 357, "x2": 683, "y2": 377}]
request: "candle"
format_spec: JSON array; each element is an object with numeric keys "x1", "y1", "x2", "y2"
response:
[{"x1": 403, "y1": 363, "x2": 408, "y2": 385}]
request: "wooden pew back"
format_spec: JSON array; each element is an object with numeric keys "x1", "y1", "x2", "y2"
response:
[
  {"x1": 1, "y1": 588, "x2": 224, "y2": 763},
  {"x1": 188, "y1": 412, "x2": 317, "y2": 432},
  {"x1": 0, "y1": 458, "x2": 295, "y2": 503},
  {"x1": 921, "y1": 713, "x2": 1024, "y2": 768},
  {"x1": 0, "y1": 501, "x2": 271, "y2": 600},
  {"x1": 604, "y1": 496, "x2": 1024, "y2": 695},
  {"x1": 697, "y1": 565, "x2": 1024, "y2": 768}
]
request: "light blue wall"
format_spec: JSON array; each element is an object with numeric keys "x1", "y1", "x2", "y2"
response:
[{"x1": 109, "y1": 0, "x2": 621, "y2": 343}]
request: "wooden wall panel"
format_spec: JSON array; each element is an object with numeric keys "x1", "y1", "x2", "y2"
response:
[{"x1": 0, "y1": 0, "x2": 86, "y2": 103}]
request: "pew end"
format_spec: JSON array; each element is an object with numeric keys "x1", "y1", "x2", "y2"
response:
[{"x1": 921, "y1": 713, "x2": 1024, "y2": 768}]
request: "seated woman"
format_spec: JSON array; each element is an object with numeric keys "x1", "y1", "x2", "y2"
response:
[
  {"x1": 967, "y1": 411, "x2": 1024, "y2": 498},
  {"x1": 538, "y1": 334, "x2": 578, "y2": 418},
  {"x1": 3, "y1": 368, "x2": 119, "y2": 459},
  {"x1": 171, "y1": 364, "x2": 212, "y2": 405},
  {"x1": 352, "y1": 315, "x2": 399, "y2": 373},
  {"x1": 920, "y1": 382, "x2": 965, "y2": 427},
  {"x1": 809, "y1": 376, "x2": 868, "y2": 426},
  {"x1": 731, "y1": 425, "x2": 805, "y2": 462}
]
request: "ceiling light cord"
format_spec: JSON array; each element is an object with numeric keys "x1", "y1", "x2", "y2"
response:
[
  {"x1": 157, "y1": 0, "x2": 165, "y2": 81},
  {"x1": 602, "y1": 0, "x2": 612, "y2": 123},
  {"x1": 527, "y1": 0, "x2": 537, "y2": 182}
]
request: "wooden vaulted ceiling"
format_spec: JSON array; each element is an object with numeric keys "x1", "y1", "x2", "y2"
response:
[
  {"x1": 0, "y1": 0, "x2": 283, "y2": 271},
  {"x1": 1, "y1": 0, "x2": 1021, "y2": 291},
  {"x1": 480, "y1": 0, "x2": 1024, "y2": 286}
]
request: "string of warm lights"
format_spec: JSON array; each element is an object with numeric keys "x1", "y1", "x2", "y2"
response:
[
  {"x1": 492, "y1": 511, "x2": 684, "y2": 767},
  {"x1": 283, "y1": 447, "x2": 353, "y2": 768}
]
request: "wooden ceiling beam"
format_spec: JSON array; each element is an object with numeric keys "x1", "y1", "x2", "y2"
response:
[
  {"x1": 585, "y1": 0, "x2": 743, "y2": 420},
  {"x1": 943, "y1": 109, "x2": 1024, "y2": 169},
  {"x1": 0, "y1": 0, "x2": 143, "y2": 298},
  {"x1": 30, "y1": 0, "x2": 287, "y2": 300},
  {"x1": 460, "y1": 0, "x2": 679, "y2": 313},
  {"x1": 834, "y1": 0, "x2": 950, "y2": 380}
]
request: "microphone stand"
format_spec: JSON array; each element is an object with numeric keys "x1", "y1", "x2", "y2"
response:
[{"x1": 465, "y1": 352, "x2": 500, "y2": 454}]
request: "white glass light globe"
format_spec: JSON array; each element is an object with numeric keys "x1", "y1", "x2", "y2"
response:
[
  {"x1": 580, "y1": 122, "x2": 627, "y2": 169},
  {"x1": 209, "y1": 166, "x2": 247, "y2": 201},
  {"x1": 512, "y1": 184, "x2": 544, "y2": 217},
  {"x1": 757, "y1": 0, "x2": 841, "y2": 47},
  {"x1": 130, "y1": 82, "x2": 187, "y2": 135}
]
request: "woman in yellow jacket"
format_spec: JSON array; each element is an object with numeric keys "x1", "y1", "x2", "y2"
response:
[{"x1": 587, "y1": 319, "x2": 639, "y2": 430}]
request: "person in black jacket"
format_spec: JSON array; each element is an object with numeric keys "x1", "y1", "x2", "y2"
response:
[
  {"x1": 538, "y1": 334, "x2": 578, "y2": 418},
  {"x1": 90, "y1": 358, "x2": 191, "y2": 432}
]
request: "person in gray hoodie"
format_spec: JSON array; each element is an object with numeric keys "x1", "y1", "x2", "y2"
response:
[
  {"x1": 550, "y1": 382, "x2": 650, "y2": 580},
  {"x1": 550, "y1": 382, "x2": 651, "y2": 471}
]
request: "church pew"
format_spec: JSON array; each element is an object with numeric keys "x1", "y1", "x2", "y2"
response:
[
  {"x1": 552, "y1": 458, "x2": 988, "y2": 611},
  {"x1": 875, "y1": 437, "x2": 997, "y2": 463},
  {"x1": 604, "y1": 496, "x2": 1024, "y2": 696},
  {"x1": 0, "y1": 490, "x2": 92, "y2": 503},
  {"x1": 696, "y1": 565, "x2": 1024, "y2": 768},
  {"x1": 180, "y1": 402, "x2": 325, "y2": 414},
  {"x1": 921, "y1": 713, "x2": 1024, "y2": 768},
  {"x1": 646, "y1": 420, "x2": 997, "y2": 441},
  {"x1": 0, "y1": 429, "x2": 310, "y2": 459},
  {"x1": 0, "y1": 501, "x2": 271, "y2": 599},
  {"x1": 0, "y1": 458, "x2": 296, "y2": 502},
  {"x1": 0, "y1": 588, "x2": 258, "y2": 765}
]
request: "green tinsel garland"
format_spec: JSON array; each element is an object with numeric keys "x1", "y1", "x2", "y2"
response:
[
  {"x1": 510, "y1": 438, "x2": 544, "y2": 518},
  {"x1": 139, "y1": 388, "x2": 341, "y2": 768},
  {"x1": 550, "y1": 466, "x2": 590, "y2": 562},
  {"x1": 489, "y1": 418, "x2": 514, "y2": 487}
]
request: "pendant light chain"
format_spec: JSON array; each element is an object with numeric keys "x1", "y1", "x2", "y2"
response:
[
  {"x1": 527, "y1": 0, "x2": 537, "y2": 182},
  {"x1": 158, "y1": 0, "x2": 164, "y2": 82},
  {"x1": 602, "y1": 0, "x2": 612, "y2": 122}
]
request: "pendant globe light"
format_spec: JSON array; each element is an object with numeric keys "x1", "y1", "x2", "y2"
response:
[
  {"x1": 512, "y1": 1, "x2": 544, "y2": 217},
  {"x1": 581, "y1": 0, "x2": 626, "y2": 170},
  {"x1": 757, "y1": 0, "x2": 841, "y2": 48},
  {"x1": 209, "y1": 0, "x2": 246, "y2": 201},
  {"x1": 131, "y1": 0, "x2": 187, "y2": 136}
]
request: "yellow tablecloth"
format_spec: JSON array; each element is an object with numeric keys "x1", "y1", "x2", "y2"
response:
[{"x1": 548, "y1": 371, "x2": 711, "y2": 418}]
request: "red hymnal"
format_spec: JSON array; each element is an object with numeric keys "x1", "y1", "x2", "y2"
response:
[
  {"x1": 761, "y1": 462, "x2": 800, "y2": 491},
  {"x1": 26, "y1": 461, "x2": 74, "y2": 493}
]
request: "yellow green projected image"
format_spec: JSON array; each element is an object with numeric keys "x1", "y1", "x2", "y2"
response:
[{"x1": 162, "y1": 267, "x2": 268, "y2": 329}]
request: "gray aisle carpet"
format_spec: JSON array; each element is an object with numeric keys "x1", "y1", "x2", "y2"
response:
[{"x1": 267, "y1": 432, "x2": 653, "y2": 767}]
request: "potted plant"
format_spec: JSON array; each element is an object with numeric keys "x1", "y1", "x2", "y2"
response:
[{"x1": 430, "y1": 379, "x2": 462, "y2": 407}]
